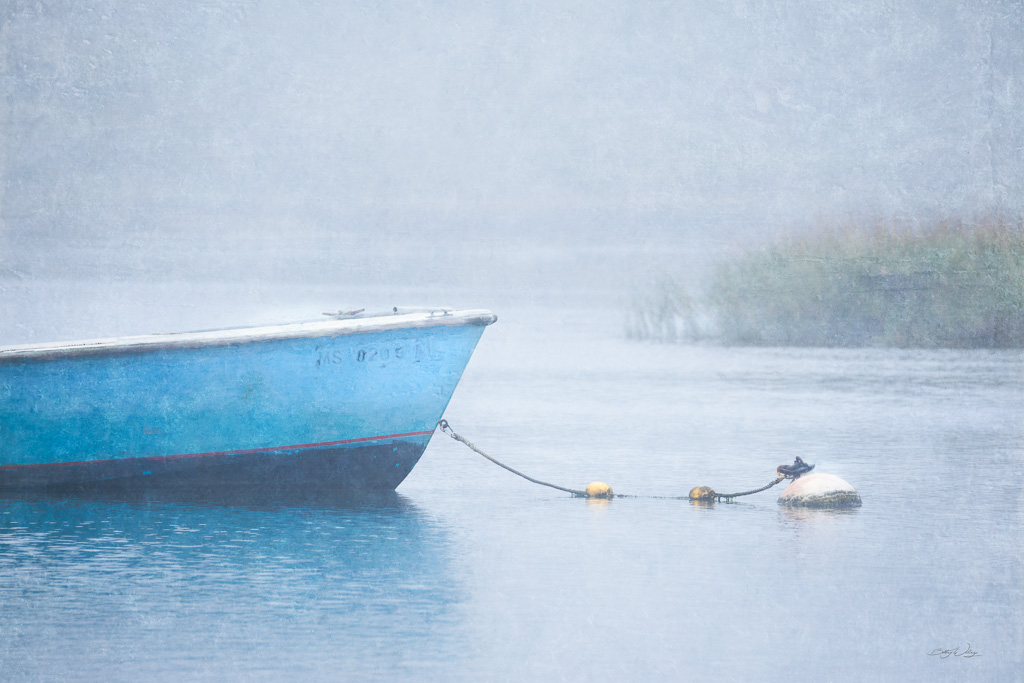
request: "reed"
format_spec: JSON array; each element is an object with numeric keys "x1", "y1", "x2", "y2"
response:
[
  {"x1": 625, "y1": 275, "x2": 708, "y2": 342},
  {"x1": 634, "y1": 217, "x2": 1024, "y2": 348}
]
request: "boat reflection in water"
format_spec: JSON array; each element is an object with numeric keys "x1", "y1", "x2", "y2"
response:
[{"x1": 0, "y1": 486, "x2": 464, "y2": 680}]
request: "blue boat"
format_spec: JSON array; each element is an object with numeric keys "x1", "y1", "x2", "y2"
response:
[{"x1": 0, "y1": 308, "x2": 496, "y2": 491}]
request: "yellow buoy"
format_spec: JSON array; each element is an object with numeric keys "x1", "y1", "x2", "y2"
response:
[
  {"x1": 688, "y1": 486, "x2": 716, "y2": 501},
  {"x1": 585, "y1": 481, "x2": 613, "y2": 498}
]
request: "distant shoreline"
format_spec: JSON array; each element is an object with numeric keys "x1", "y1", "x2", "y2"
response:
[{"x1": 630, "y1": 217, "x2": 1024, "y2": 349}]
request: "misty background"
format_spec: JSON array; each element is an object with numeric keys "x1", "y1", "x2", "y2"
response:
[{"x1": 2, "y1": 0, "x2": 1022, "y2": 343}]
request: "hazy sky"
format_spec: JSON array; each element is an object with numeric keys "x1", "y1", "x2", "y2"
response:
[{"x1": 2, "y1": 0, "x2": 1022, "y2": 297}]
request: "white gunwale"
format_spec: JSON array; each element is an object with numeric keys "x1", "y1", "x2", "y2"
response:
[{"x1": 0, "y1": 309, "x2": 497, "y2": 361}]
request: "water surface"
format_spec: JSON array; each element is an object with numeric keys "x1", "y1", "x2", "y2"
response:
[{"x1": 2, "y1": 306, "x2": 1021, "y2": 681}]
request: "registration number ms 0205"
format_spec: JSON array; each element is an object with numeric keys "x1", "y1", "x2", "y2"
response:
[{"x1": 314, "y1": 340, "x2": 432, "y2": 368}]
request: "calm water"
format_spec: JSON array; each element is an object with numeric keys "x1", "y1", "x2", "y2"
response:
[{"x1": 2, "y1": 304, "x2": 1022, "y2": 681}]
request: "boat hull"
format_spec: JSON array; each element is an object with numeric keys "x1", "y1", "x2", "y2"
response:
[
  {"x1": 0, "y1": 438, "x2": 429, "y2": 492},
  {"x1": 0, "y1": 311, "x2": 494, "y2": 491}
]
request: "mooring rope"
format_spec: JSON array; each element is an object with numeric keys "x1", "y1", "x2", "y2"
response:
[
  {"x1": 713, "y1": 477, "x2": 785, "y2": 501},
  {"x1": 437, "y1": 420, "x2": 588, "y2": 496},
  {"x1": 436, "y1": 419, "x2": 783, "y2": 501}
]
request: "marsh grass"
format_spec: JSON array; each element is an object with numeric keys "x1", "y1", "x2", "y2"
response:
[
  {"x1": 635, "y1": 217, "x2": 1024, "y2": 348},
  {"x1": 625, "y1": 276, "x2": 709, "y2": 342}
]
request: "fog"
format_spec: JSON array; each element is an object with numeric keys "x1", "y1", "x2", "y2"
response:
[
  {"x1": 3, "y1": 6, "x2": 1023, "y2": 677},
  {"x1": 2, "y1": 0, "x2": 1022, "y2": 341}
]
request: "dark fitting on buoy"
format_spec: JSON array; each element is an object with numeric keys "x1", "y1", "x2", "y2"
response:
[{"x1": 777, "y1": 456, "x2": 815, "y2": 479}]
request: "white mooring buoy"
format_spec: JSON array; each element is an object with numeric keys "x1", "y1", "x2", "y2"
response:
[{"x1": 777, "y1": 472, "x2": 861, "y2": 508}]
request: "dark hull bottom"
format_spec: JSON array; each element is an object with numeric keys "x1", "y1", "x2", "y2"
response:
[{"x1": 0, "y1": 440, "x2": 427, "y2": 494}]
